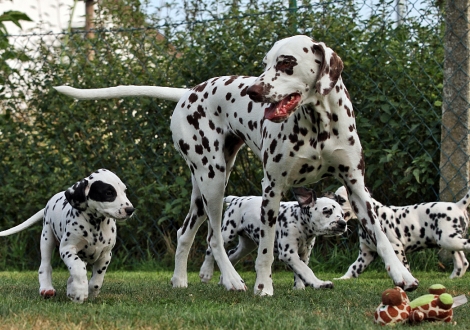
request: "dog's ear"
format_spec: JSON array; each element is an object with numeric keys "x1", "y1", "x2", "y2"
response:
[
  {"x1": 292, "y1": 187, "x2": 317, "y2": 207},
  {"x1": 312, "y1": 42, "x2": 344, "y2": 96},
  {"x1": 65, "y1": 178, "x2": 89, "y2": 211}
]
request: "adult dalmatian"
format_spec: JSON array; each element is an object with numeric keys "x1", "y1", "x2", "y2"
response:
[{"x1": 55, "y1": 35, "x2": 419, "y2": 295}]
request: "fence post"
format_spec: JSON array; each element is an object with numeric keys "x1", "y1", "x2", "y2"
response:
[
  {"x1": 439, "y1": 0, "x2": 470, "y2": 202},
  {"x1": 85, "y1": 0, "x2": 95, "y2": 61}
]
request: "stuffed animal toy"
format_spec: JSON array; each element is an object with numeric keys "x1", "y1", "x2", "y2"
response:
[
  {"x1": 374, "y1": 284, "x2": 467, "y2": 325},
  {"x1": 409, "y1": 284, "x2": 454, "y2": 323},
  {"x1": 374, "y1": 286, "x2": 411, "y2": 325}
]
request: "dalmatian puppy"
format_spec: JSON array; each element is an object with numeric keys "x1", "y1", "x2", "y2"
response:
[
  {"x1": 55, "y1": 35, "x2": 419, "y2": 295},
  {"x1": 199, "y1": 187, "x2": 347, "y2": 289},
  {"x1": 335, "y1": 186, "x2": 470, "y2": 279},
  {"x1": 0, "y1": 169, "x2": 135, "y2": 303}
]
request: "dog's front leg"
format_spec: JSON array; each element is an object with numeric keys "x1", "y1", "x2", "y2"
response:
[
  {"x1": 347, "y1": 185, "x2": 418, "y2": 291},
  {"x1": 60, "y1": 243, "x2": 89, "y2": 303},
  {"x1": 254, "y1": 181, "x2": 282, "y2": 296},
  {"x1": 38, "y1": 226, "x2": 57, "y2": 298},
  {"x1": 292, "y1": 238, "x2": 316, "y2": 289},
  {"x1": 88, "y1": 249, "x2": 113, "y2": 299},
  {"x1": 280, "y1": 237, "x2": 333, "y2": 289}
]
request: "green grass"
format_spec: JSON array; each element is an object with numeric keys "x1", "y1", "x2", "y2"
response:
[{"x1": 1, "y1": 269, "x2": 470, "y2": 330}]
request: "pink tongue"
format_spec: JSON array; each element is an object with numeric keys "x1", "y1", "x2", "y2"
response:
[
  {"x1": 264, "y1": 95, "x2": 300, "y2": 121},
  {"x1": 264, "y1": 103, "x2": 279, "y2": 121}
]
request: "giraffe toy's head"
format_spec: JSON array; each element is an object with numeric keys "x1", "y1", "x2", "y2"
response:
[{"x1": 374, "y1": 287, "x2": 411, "y2": 325}]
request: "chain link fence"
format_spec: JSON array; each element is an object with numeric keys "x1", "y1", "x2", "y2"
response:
[{"x1": 0, "y1": 0, "x2": 466, "y2": 271}]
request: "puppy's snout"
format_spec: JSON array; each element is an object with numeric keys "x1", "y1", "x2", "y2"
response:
[
  {"x1": 246, "y1": 84, "x2": 264, "y2": 102},
  {"x1": 337, "y1": 219, "x2": 347, "y2": 229},
  {"x1": 125, "y1": 207, "x2": 135, "y2": 216}
]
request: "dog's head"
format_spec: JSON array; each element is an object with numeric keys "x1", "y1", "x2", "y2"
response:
[
  {"x1": 246, "y1": 35, "x2": 343, "y2": 122},
  {"x1": 65, "y1": 168, "x2": 135, "y2": 220},
  {"x1": 292, "y1": 187, "x2": 346, "y2": 236}
]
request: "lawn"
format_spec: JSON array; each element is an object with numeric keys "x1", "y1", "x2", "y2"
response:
[{"x1": 0, "y1": 269, "x2": 469, "y2": 329}]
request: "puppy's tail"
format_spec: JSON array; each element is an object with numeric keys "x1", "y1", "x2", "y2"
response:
[
  {"x1": 223, "y1": 196, "x2": 239, "y2": 205},
  {"x1": 0, "y1": 209, "x2": 44, "y2": 236},
  {"x1": 53, "y1": 85, "x2": 190, "y2": 102},
  {"x1": 457, "y1": 188, "x2": 470, "y2": 210}
]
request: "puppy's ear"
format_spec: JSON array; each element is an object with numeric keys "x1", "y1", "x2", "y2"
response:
[
  {"x1": 292, "y1": 187, "x2": 317, "y2": 207},
  {"x1": 65, "y1": 178, "x2": 89, "y2": 211}
]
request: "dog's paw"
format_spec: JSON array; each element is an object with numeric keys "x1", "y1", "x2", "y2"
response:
[
  {"x1": 88, "y1": 286, "x2": 101, "y2": 299},
  {"x1": 293, "y1": 281, "x2": 306, "y2": 290},
  {"x1": 67, "y1": 277, "x2": 89, "y2": 303},
  {"x1": 199, "y1": 272, "x2": 213, "y2": 283},
  {"x1": 67, "y1": 290, "x2": 88, "y2": 303},
  {"x1": 316, "y1": 281, "x2": 334, "y2": 289},
  {"x1": 171, "y1": 275, "x2": 188, "y2": 288},
  {"x1": 199, "y1": 261, "x2": 214, "y2": 283},
  {"x1": 333, "y1": 275, "x2": 351, "y2": 280},
  {"x1": 40, "y1": 288, "x2": 56, "y2": 298}
]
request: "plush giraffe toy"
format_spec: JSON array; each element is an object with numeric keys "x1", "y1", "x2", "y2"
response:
[
  {"x1": 408, "y1": 284, "x2": 454, "y2": 323},
  {"x1": 374, "y1": 286, "x2": 411, "y2": 325},
  {"x1": 374, "y1": 284, "x2": 467, "y2": 325}
]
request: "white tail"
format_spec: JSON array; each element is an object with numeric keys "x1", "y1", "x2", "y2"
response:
[
  {"x1": 223, "y1": 196, "x2": 239, "y2": 205},
  {"x1": 0, "y1": 209, "x2": 44, "y2": 236},
  {"x1": 54, "y1": 85, "x2": 190, "y2": 102},
  {"x1": 457, "y1": 188, "x2": 470, "y2": 210}
]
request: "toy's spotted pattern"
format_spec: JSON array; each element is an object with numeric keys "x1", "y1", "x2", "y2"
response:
[
  {"x1": 336, "y1": 186, "x2": 470, "y2": 280},
  {"x1": 0, "y1": 169, "x2": 134, "y2": 303},
  {"x1": 199, "y1": 187, "x2": 347, "y2": 289}
]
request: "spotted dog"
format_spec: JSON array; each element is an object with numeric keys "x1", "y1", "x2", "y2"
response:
[
  {"x1": 335, "y1": 186, "x2": 470, "y2": 279},
  {"x1": 199, "y1": 187, "x2": 346, "y2": 289},
  {"x1": 55, "y1": 35, "x2": 418, "y2": 295},
  {"x1": 0, "y1": 169, "x2": 135, "y2": 303}
]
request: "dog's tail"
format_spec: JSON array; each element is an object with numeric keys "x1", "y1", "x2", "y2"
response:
[
  {"x1": 457, "y1": 188, "x2": 470, "y2": 210},
  {"x1": 223, "y1": 196, "x2": 239, "y2": 205},
  {"x1": 53, "y1": 85, "x2": 190, "y2": 102},
  {"x1": 0, "y1": 209, "x2": 44, "y2": 236}
]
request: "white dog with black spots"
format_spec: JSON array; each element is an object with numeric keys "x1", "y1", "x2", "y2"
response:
[
  {"x1": 335, "y1": 186, "x2": 470, "y2": 280},
  {"x1": 0, "y1": 169, "x2": 135, "y2": 303},
  {"x1": 199, "y1": 187, "x2": 347, "y2": 289}
]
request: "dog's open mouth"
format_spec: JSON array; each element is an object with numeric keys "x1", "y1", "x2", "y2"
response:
[{"x1": 264, "y1": 93, "x2": 301, "y2": 122}]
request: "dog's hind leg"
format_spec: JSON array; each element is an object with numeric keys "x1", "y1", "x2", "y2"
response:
[
  {"x1": 450, "y1": 251, "x2": 469, "y2": 279},
  {"x1": 202, "y1": 173, "x2": 247, "y2": 291},
  {"x1": 38, "y1": 225, "x2": 57, "y2": 298},
  {"x1": 172, "y1": 177, "x2": 208, "y2": 288}
]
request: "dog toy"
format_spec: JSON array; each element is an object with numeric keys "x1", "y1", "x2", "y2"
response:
[
  {"x1": 408, "y1": 284, "x2": 466, "y2": 323},
  {"x1": 374, "y1": 284, "x2": 467, "y2": 325},
  {"x1": 374, "y1": 286, "x2": 411, "y2": 325}
]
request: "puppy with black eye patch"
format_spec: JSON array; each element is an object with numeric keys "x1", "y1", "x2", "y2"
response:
[{"x1": 0, "y1": 168, "x2": 135, "y2": 303}]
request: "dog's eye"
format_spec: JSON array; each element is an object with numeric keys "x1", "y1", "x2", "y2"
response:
[{"x1": 105, "y1": 190, "x2": 114, "y2": 196}]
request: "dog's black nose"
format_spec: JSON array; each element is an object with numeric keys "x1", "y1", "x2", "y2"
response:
[
  {"x1": 125, "y1": 207, "x2": 135, "y2": 216},
  {"x1": 337, "y1": 220, "x2": 347, "y2": 228},
  {"x1": 246, "y1": 84, "x2": 264, "y2": 102}
]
